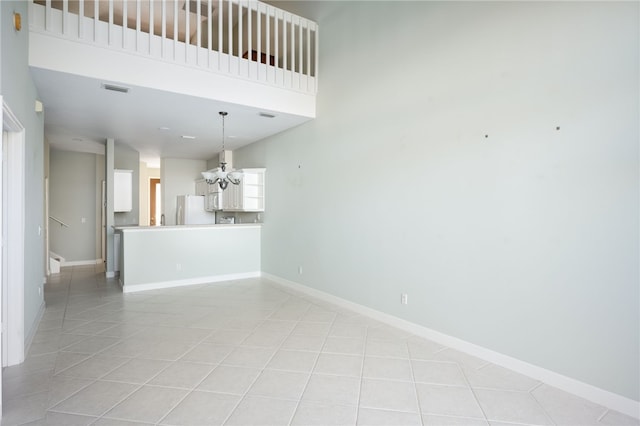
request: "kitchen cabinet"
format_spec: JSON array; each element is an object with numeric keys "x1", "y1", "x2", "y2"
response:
[
  {"x1": 197, "y1": 178, "x2": 224, "y2": 211},
  {"x1": 205, "y1": 181, "x2": 222, "y2": 211},
  {"x1": 222, "y1": 168, "x2": 265, "y2": 212},
  {"x1": 114, "y1": 169, "x2": 133, "y2": 212},
  {"x1": 222, "y1": 183, "x2": 241, "y2": 211},
  {"x1": 195, "y1": 178, "x2": 208, "y2": 196}
]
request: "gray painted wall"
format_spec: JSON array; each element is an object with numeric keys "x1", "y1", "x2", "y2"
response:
[
  {"x1": 234, "y1": 1, "x2": 639, "y2": 401},
  {"x1": 161, "y1": 158, "x2": 207, "y2": 226},
  {"x1": 49, "y1": 150, "x2": 104, "y2": 262},
  {"x1": 1, "y1": 0, "x2": 46, "y2": 345}
]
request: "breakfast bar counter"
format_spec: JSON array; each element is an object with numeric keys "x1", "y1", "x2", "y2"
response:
[{"x1": 114, "y1": 224, "x2": 261, "y2": 293}]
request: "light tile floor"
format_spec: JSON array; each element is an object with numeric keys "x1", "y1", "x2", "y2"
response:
[{"x1": 2, "y1": 265, "x2": 639, "y2": 426}]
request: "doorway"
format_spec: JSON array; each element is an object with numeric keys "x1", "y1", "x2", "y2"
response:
[{"x1": 150, "y1": 178, "x2": 161, "y2": 226}]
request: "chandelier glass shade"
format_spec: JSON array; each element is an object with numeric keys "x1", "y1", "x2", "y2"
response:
[
  {"x1": 201, "y1": 163, "x2": 241, "y2": 190},
  {"x1": 202, "y1": 111, "x2": 242, "y2": 190}
]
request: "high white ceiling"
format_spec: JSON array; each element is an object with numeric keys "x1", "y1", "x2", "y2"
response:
[
  {"x1": 31, "y1": 67, "x2": 312, "y2": 168},
  {"x1": 31, "y1": 0, "x2": 332, "y2": 168}
]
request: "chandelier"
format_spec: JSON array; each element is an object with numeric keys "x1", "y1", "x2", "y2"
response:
[{"x1": 201, "y1": 111, "x2": 242, "y2": 190}]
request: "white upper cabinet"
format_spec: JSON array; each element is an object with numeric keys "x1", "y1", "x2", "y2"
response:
[
  {"x1": 222, "y1": 168, "x2": 265, "y2": 212},
  {"x1": 195, "y1": 178, "x2": 208, "y2": 196},
  {"x1": 114, "y1": 169, "x2": 133, "y2": 212},
  {"x1": 197, "y1": 177, "x2": 225, "y2": 211},
  {"x1": 205, "y1": 182, "x2": 222, "y2": 211}
]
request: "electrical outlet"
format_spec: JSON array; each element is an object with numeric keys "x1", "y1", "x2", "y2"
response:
[
  {"x1": 176, "y1": 263, "x2": 182, "y2": 271},
  {"x1": 401, "y1": 293, "x2": 408, "y2": 305},
  {"x1": 298, "y1": 266, "x2": 303, "y2": 275}
]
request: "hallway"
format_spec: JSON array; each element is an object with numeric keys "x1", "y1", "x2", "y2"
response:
[{"x1": 1, "y1": 266, "x2": 637, "y2": 425}]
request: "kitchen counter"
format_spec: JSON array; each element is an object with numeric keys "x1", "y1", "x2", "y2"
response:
[
  {"x1": 114, "y1": 223, "x2": 260, "y2": 231},
  {"x1": 115, "y1": 224, "x2": 261, "y2": 293}
]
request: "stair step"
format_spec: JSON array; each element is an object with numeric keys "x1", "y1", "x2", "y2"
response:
[{"x1": 49, "y1": 256, "x2": 60, "y2": 274}]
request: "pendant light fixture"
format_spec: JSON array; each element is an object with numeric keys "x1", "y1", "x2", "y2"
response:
[{"x1": 201, "y1": 111, "x2": 242, "y2": 190}]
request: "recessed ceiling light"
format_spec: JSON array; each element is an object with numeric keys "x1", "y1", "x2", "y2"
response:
[
  {"x1": 181, "y1": 135, "x2": 196, "y2": 140},
  {"x1": 101, "y1": 83, "x2": 130, "y2": 93},
  {"x1": 159, "y1": 126, "x2": 170, "y2": 131}
]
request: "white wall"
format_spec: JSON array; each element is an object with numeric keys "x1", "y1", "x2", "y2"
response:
[
  {"x1": 161, "y1": 158, "x2": 207, "y2": 226},
  {"x1": 234, "y1": 1, "x2": 639, "y2": 402},
  {"x1": 1, "y1": 0, "x2": 46, "y2": 347}
]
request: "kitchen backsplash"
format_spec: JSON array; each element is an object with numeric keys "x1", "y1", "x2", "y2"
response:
[{"x1": 217, "y1": 211, "x2": 263, "y2": 224}]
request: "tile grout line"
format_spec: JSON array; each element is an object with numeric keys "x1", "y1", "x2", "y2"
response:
[
  {"x1": 597, "y1": 409, "x2": 610, "y2": 422},
  {"x1": 45, "y1": 267, "x2": 132, "y2": 418},
  {"x1": 353, "y1": 322, "x2": 369, "y2": 426},
  {"x1": 528, "y1": 381, "x2": 544, "y2": 393},
  {"x1": 45, "y1": 269, "x2": 110, "y2": 414},
  {"x1": 457, "y1": 357, "x2": 492, "y2": 425},
  {"x1": 285, "y1": 314, "x2": 338, "y2": 424},
  {"x1": 528, "y1": 385, "x2": 558, "y2": 426},
  {"x1": 46, "y1": 267, "x2": 143, "y2": 419},
  {"x1": 149, "y1": 328, "x2": 227, "y2": 425},
  {"x1": 112, "y1": 288, "x2": 240, "y2": 424},
  {"x1": 265, "y1": 296, "x2": 317, "y2": 426},
  {"x1": 108, "y1": 347, "x2": 210, "y2": 422},
  {"x1": 40, "y1": 268, "x2": 73, "y2": 370},
  {"x1": 406, "y1": 339, "x2": 426, "y2": 426},
  {"x1": 216, "y1": 292, "x2": 310, "y2": 426}
]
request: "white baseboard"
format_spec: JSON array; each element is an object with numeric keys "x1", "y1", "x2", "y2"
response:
[
  {"x1": 262, "y1": 272, "x2": 640, "y2": 419},
  {"x1": 24, "y1": 300, "x2": 46, "y2": 358},
  {"x1": 122, "y1": 271, "x2": 261, "y2": 294},
  {"x1": 106, "y1": 271, "x2": 116, "y2": 278}
]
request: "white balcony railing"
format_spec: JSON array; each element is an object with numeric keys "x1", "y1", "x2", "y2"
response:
[{"x1": 29, "y1": 0, "x2": 318, "y2": 94}]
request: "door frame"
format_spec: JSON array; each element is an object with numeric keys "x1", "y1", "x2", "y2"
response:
[
  {"x1": 2, "y1": 99, "x2": 26, "y2": 368},
  {"x1": 149, "y1": 178, "x2": 160, "y2": 226},
  {"x1": 101, "y1": 180, "x2": 106, "y2": 262},
  {"x1": 45, "y1": 177, "x2": 50, "y2": 275}
]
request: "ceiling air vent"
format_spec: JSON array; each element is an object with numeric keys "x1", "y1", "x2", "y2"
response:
[
  {"x1": 259, "y1": 112, "x2": 276, "y2": 118},
  {"x1": 102, "y1": 83, "x2": 130, "y2": 94}
]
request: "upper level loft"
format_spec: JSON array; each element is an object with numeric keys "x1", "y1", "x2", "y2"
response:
[{"x1": 28, "y1": 0, "x2": 318, "y2": 118}]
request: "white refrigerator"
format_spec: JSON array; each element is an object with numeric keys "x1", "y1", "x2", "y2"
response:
[{"x1": 176, "y1": 195, "x2": 216, "y2": 225}]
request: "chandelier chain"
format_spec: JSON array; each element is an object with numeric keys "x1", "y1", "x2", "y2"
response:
[{"x1": 220, "y1": 111, "x2": 228, "y2": 152}]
